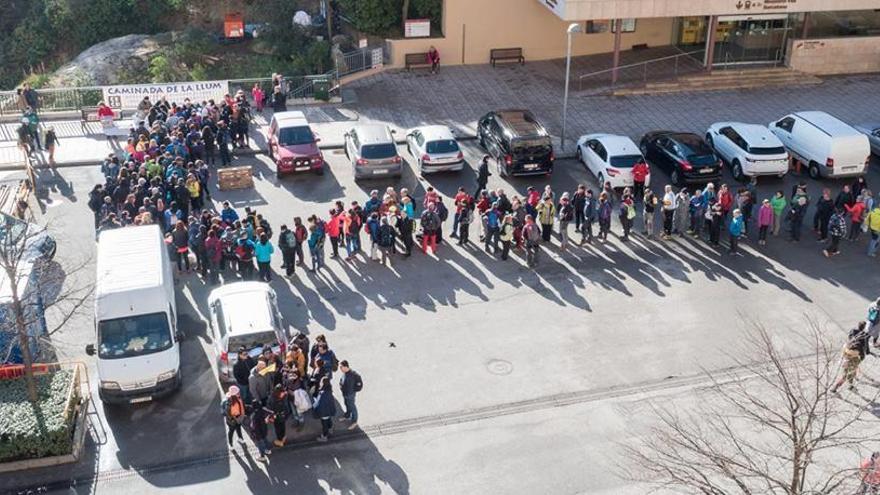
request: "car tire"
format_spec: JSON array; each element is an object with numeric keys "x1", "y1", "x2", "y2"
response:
[
  {"x1": 576, "y1": 146, "x2": 582, "y2": 163},
  {"x1": 732, "y1": 160, "x2": 744, "y2": 182},
  {"x1": 671, "y1": 169, "x2": 681, "y2": 186},
  {"x1": 315, "y1": 166, "x2": 324, "y2": 176},
  {"x1": 597, "y1": 172, "x2": 605, "y2": 189},
  {"x1": 808, "y1": 161, "x2": 821, "y2": 180},
  {"x1": 705, "y1": 134, "x2": 714, "y2": 148}
]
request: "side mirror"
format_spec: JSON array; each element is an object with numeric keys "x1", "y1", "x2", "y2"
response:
[
  {"x1": 85, "y1": 344, "x2": 95, "y2": 356},
  {"x1": 314, "y1": 137, "x2": 321, "y2": 143},
  {"x1": 390, "y1": 129, "x2": 397, "y2": 134}
]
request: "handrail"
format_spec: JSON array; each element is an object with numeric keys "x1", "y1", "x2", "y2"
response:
[{"x1": 576, "y1": 49, "x2": 706, "y2": 84}]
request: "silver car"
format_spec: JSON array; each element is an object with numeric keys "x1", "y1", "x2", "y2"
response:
[
  {"x1": 854, "y1": 123, "x2": 880, "y2": 156},
  {"x1": 344, "y1": 125, "x2": 403, "y2": 180}
]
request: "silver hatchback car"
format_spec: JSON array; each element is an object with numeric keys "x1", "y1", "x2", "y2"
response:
[{"x1": 344, "y1": 124, "x2": 403, "y2": 180}]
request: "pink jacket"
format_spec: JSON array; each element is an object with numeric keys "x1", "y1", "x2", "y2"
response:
[{"x1": 758, "y1": 204, "x2": 774, "y2": 226}]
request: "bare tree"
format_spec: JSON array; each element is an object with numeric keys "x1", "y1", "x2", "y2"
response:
[
  {"x1": 622, "y1": 321, "x2": 879, "y2": 494},
  {"x1": 0, "y1": 213, "x2": 92, "y2": 403}
]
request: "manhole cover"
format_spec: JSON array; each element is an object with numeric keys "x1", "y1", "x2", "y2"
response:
[{"x1": 486, "y1": 359, "x2": 513, "y2": 375}]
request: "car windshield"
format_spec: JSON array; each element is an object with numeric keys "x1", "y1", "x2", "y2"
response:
[
  {"x1": 228, "y1": 330, "x2": 279, "y2": 353},
  {"x1": 98, "y1": 312, "x2": 172, "y2": 359},
  {"x1": 0, "y1": 214, "x2": 28, "y2": 244},
  {"x1": 426, "y1": 139, "x2": 459, "y2": 154},
  {"x1": 609, "y1": 155, "x2": 643, "y2": 168},
  {"x1": 278, "y1": 126, "x2": 314, "y2": 146},
  {"x1": 361, "y1": 143, "x2": 397, "y2": 159},
  {"x1": 748, "y1": 146, "x2": 786, "y2": 155}
]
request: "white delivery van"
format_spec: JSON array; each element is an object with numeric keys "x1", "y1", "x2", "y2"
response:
[
  {"x1": 86, "y1": 225, "x2": 181, "y2": 404},
  {"x1": 769, "y1": 111, "x2": 871, "y2": 180}
]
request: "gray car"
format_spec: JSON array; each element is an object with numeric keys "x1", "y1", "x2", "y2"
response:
[
  {"x1": 854, "y1": 123, "x2": 880, "y2": 156},
  {"x1": 344, "y1": 125, "x2": 403, "y2": 180}
]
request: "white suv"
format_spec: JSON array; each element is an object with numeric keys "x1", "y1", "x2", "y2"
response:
[{"x1": 706, "y1": 122, "x2": 789, "y2": 181}]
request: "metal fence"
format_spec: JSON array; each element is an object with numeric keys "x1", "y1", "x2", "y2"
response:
[{"x1": 336, "y1": 47, "x2": 384, "y2": 78}]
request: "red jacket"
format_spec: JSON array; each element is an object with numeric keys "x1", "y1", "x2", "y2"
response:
[
  {"x1": 845, "y1": 202, "x2": 866, "y2": 223},
  {"x1": 326, "y1": 213, "x2": 342, "y2": 238},
  {"x1": 632, "y1": 162, "x2": 649, "y2": 182},
  {"x1": 719, "y1": 190, "x2": 733, "y2": 213}
]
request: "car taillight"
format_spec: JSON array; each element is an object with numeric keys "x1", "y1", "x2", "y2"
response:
[
  {"x1": 392, "y1": 156, "x2": 402, "y2": 164},
  {"x1": 220, "y1": 351, "x2": 228, "y2": 363},
  {"x1": 826, "y1": 158, "x2": 834, "y2": 168},
  {"x1": 356, "y1": 158, "x2": 368, "y2": 166},
  {"x1": 421, "y1": 154, "x2": 431, "y2": 162},
  {"x1": 504, "y1": 154, "x2": 512, "y2": 166},
  {"x1": 550, "y1": 151, "x2": 556, "y2": 162},
  {"x1": 606, "y1": 168, "x2": 620, "y2": 177},
  {"x1": 456, "y1": 151, "x2": 464, "y2": 160},
  {"x1": 680, "y1": 160, "x2": 693, "y2": 171}
]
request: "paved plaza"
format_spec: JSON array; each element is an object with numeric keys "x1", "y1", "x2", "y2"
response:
[{"x1": 1, "y1": 66, "x2": 880, "y2": 494}]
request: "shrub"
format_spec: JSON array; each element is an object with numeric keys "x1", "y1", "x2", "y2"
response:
[
  {"x1": 339, "y1": 0, "x2": 402, "y2": 35},
  {"x1": 0, "y1": 369, "x2": 78, "y2": 462}
]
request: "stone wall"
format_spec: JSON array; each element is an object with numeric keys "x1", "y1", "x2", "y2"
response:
[{"x1": 786, "y1": 36, "x2": 880, "y2": 75}]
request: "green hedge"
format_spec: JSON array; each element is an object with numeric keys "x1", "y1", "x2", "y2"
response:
[{"x1": 0, "y1": 369, "x2": 77, "y2": 462}]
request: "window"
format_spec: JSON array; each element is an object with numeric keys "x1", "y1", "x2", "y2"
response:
[
  {"x1": 413, "y1": 131, "x2": 425, "y2": 147},
  {"x1": 426, "y1": 139, "x2": 459, "y2": 154},
  {"x1": 776, "y1": 117, "x2": 795, "y2": 133},
  {"x1": 278, "y1": 126, "x2": 315, "y2": 146},
  {"x1": 586, "y1": 20, "x2": 610, "y2": 34},
  {"x1": 612, "y1": 19, "x2": 637, "y2": 33},
  {"x1": 593, "y1": 142, "x2": 608, "y2": 162},
  {"x1": 213, "y1": 303, "x2": 227, "y2": 339},
  {"x1": 748, "y1": 146, "x2": 787, "y2": 155},
  {"x1": 98, "y1": 312, "x2": 173, "y2": 359},
  {"x1": 609, "y1": 155, "x2": 643, "y2": 168},
  {"x1": 361, "y1": 143, "x2": 397, "y2": 159},
  {"x1": 228, "y1": 330, "x2": 279, "y2": 353}
]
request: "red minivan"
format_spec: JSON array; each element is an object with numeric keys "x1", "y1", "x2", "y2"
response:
[{"x1": 268, "y1": 111, "x2": 324, "y2": 177}]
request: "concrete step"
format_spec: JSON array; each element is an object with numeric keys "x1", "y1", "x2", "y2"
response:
[
  {"x1": 617, "y1": 76, "x2": 822, "y2": 96},
  {"x1": 680, "y1": 69, "x2": 810, "y2": 83},
  {"x1": 642, "y1": 73, "x2": 814, "y2": 90}
]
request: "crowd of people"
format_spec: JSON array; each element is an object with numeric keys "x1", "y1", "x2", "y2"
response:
[{"x1": 221, "y1": 333, "x2": 363, "y2": 461}]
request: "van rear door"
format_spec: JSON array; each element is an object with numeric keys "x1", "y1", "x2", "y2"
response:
[{"x1": 829, "y1": 135, "x2": 870, "y2": 176}]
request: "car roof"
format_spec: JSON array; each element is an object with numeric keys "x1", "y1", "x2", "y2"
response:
[
  {"x1": 412, "y1": 125, "x2": 455, "y2": 141},
  {"x1": 273, "y1": 111, "x2": 309, "y2": 127},
  {"x1": 353, "y1": 124, "x2": 394, "y2": 144},
  {"x1": 209, "y1": 282, "x2": 276, "y2": 336},
  {"x1": 720, "y1": 123, "x2": 779, "y2": 144},
  {"x1": 794, "y1": 111, "x2": 859, "y2": 137},
  {"x1": 493, "y1": 110, "x2": 547, "y2": 138},
  {"x1": 587, "y1": 134, "x2": 640, "y2": 155}
]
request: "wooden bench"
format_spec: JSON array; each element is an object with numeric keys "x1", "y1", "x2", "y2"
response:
[
  {"x1": 405, "y1": 53, "x2": 432, "y2": 71},
  {"x1": 490, "y1": 48, "x2": 524, "y2": 67},
  {"x1": 218, "y1": 166, "x2": 254, "y2": 191},
  {"x1": 80, "y1": 106, "x2": 122, "y2": 133}
]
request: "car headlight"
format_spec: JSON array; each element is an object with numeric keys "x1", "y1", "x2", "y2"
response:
[
  {"x1": 157, "y1": 370, "x2": 177, "y2": 382},
  {"x1": 100, "y1": 381, "x2": 121, "y2": 390}
]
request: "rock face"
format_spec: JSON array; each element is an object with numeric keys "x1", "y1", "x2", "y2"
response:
[{"x1": 49, "y1": 33, "x2": 173, "y2": 87}]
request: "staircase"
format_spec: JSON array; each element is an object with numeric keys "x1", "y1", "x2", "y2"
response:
[{"x1": 614, "y1": 67, "x2": 822, "y2": 96}]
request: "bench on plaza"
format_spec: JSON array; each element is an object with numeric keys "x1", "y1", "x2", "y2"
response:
[
  {"x1": 80, "y1": 106, "x2": 122, "y2": 133},
  {"x1": 404, "y1": 53, "x2": 432, "y2": 71},
  {"x1": 490, "y1": 48, "x2": 525, "y2": 67}
]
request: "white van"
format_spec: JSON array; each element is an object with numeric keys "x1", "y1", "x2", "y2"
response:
[
  {"x1": 768, "y1": 111, "x2": 871, "y2": 179},
  {"x1": 86, "y1": 225, "x2": 180, "y2": 404},
  {"x1": 207, "y1": 282, "x2": 287, "y2": 384}
]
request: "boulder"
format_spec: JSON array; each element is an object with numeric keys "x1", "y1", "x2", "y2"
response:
[{"x1": 48, "y1": 33, "x2": 174, "y2": 87}]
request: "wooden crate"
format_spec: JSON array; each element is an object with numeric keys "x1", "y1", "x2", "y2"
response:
[{"x1": 218, "y1": 166, "x2": 253, "y2": 191}]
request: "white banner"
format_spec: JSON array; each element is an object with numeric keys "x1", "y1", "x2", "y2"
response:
[{"x1": 102, "y1": 80, "x2": 229, "y2": 110}]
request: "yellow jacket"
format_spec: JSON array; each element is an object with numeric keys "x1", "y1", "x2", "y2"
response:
[{"x1": 866, "y1": 208, "x2": 880, "y2": 232}]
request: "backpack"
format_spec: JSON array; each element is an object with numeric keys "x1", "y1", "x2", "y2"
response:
[
  {"x1": 626, "y1": 204, "x2": 636, "y2": 220},
  {"x1": 331, "y1": 352, "x2": 339, "y2": 372},
  {"x1": 293, "y1": 388, "x2": 312, "y2": 414},
  {"x1": 379, "y1": 225, "x2": 394, "y2": 247},
  {"x1": 353, "y1": 371, "x2": 363, "y2": 392},
  {"x1": 869, "y1": 306, "x2": 880, "y2": 325},
  {"x1": 437, "y1": 202, "x2": 449, "y2": 221},
  {"x1": 421, "y1": 212, "x2": 438, "y2": 231}
]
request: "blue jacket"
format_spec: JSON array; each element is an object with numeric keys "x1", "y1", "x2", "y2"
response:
[
  {"x1": 220, "y1": 207, "x2": 239, "y2": 225},
  {"x1": 367, "y1": 218, "x2": 380, "y2": 242},
  {"x1": 729, "y1": 216, "x2": 744, "y2": 237},
  {"x1": 486, "y1": 209, "x2": 500, "y2": 229},
  {"x1": 312, "y1": 389, "x2": 337, "y2": 418},
  {"x1": 254, "y1": 241, "x2": 274, "y2": 262},
  {"x1": 689, "y1": 194, "x2": 706, "y2": 214}
]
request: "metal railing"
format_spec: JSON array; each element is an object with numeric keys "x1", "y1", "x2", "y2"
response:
[
  {"x1": 335, "y1": 47, "x2": 384, "y2": 78},
  {"x1": 0, "y1": 86, "x2": 104, "y2": 116},
  {"x1": 577, "y1": 49, "x2": 706, "y2": 92}
]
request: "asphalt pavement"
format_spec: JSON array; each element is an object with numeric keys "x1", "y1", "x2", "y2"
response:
[{"x1": 2, "y1": 139, "x2": 879, "y2": 494}]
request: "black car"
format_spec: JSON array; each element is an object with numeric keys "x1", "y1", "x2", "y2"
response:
[
  {"x1": 478, "y1": 109, "x2": 555, "y2": 177},
  {"x1": 639, "y1": 131, "x2": 721, "y2": 186}
]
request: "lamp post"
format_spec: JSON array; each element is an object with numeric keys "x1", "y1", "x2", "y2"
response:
[{"x1": 561, "y1": 22, "x2": 582, "y2": 152}]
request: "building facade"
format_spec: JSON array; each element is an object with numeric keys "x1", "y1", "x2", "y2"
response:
[{"x1": 385, "y1": 0, "x2": 880, "y2": 75}]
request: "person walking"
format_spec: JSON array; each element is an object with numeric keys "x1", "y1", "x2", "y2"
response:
[
  {"x1": 523, "y1": 215, "x2": 541, "y2": 267},
  {"x1": 788, "y1": 196, "x2": 808, "y2": 242},
  {"x1": 221, "y1": 386, "x2": 247, "y2": 451},
  {"x1": 661, "y1": 185, "x2": 677, "y2": 239},
  {"x1": 420, "y1": 203, "x2": 441, "y2": 255},
  {"x1": 499, "y1": 214, "x2": 515, "y2": 260},
  {"x1": 581, "y1": 189, "x2": 596, "y2": 245},
  {"x1": 823, "y1": 207, "x2": 847, "y2": 258},
  {"x1": 770, "y1": 190, "x2": 787, "y2": 236},
  {"x1": 338, "y1": 360, "x2": 363, "y2": 430},
  {"x1": 643, "y1": 188, "x2": 657, "y2": 238},
  {"x1": 557, "y1": 193, "x2": 573, "y2": 251},
  {"x1": 757, "y1": 199, "x2": 773, "y2": 246},
  {"x1": 866, "y1": 203, "x2": 880, "y2": 257},
  {"x1": 250, "y1": 405, "x2": 273, "y2": 461},
  {"x1": 313, "y1": 377, "x2": 337, "y2": 442},
  {"x1": 728, "y1": 209, "x2": 744, "y2": 254},
  {"x1": 44, "y1": 126, "x2": 59, "y2": 166},
  {"x1": 537, "y1": 196, "x2": 556, "y2": 243},
  {"x1": 831, "y1": 322, "x2": 872, "y2": 394},
  {"x1": 597, "y1": 191, "x2": 612, "y2": 241},
  {"x1": 475, "y1": 155, "x2": 491, "y2": 197}
]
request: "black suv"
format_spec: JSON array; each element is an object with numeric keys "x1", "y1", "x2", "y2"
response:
[
  {"x1": 639, "y1": 131, "x2": 721, "y2": 186},
  {"x1": 478, "y1": 110, "x2": 555, "y2": 177}
]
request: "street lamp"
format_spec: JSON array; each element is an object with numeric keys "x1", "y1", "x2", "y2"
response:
[{"x1": 561, "y1": 22, "x2": 582, "y2": 152}]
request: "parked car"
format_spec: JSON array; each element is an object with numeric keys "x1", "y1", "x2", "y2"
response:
[
  {"x1": 705, "y1": 122, "x2": 789, "y2": 181},
  {"x1": 575, "y1": 134, "x2": 649, "y2": 189},
  {"x1": 406, "y1": 125, "x2": 465, "y2": 174},
  {"x1": 0, "y1": 213, "x2": 56, "y2": 264},
  {"x1": 344, "y1": 124, "x2": 402, "y2": 180},
  {"x1": 768, "y1": 111, "x2": 870, "y2": 179},
  {"x1": 267, "y1": 111, "x2": 324, "y2": 177},
  {"x1": 477, "y1": 109, "x2": 554, "y2": 177},
  {"x1": 853, "y1": 122, "x2": 880, "y2": 156},
  {"x1": 207, "y1": 282, "x2": 287, "y2": 384},
  {"x1": 639, "y1": 131, "x2": 721, "y2": 186}
]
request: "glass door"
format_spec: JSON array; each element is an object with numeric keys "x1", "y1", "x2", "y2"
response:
[{"x1": 714, "y1": 16, "x2": 791, "y2": 66}]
